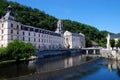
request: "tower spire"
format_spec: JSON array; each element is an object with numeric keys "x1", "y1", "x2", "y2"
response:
[
  {"x1": 55, "y1": 19, "x2": 64, "y2": 34},
  {"x1": 2, "y1": 5, "x2": 18, "y2": 21},
  {"x1": 7, "y1": 5, "x2": 12, "y2": 12}
]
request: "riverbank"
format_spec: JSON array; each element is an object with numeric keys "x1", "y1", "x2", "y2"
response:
[
  {"x1": 100, "y1": 49, "x2": 120, "y2": 60},
  {"x1": 0, "y1": 49, "x2": 82, "y2": 64},
  {"x1": 37, "y1": 49, "x2": 83, "y2": 58},
  {"x1": 0, "y1": 58, "x2": 36, "y2": 65}
]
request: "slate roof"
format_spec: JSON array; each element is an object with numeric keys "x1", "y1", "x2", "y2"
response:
[
  {"x1": 2, "y1": 5, "x2": 17, "y2": 21},
  {"x1": 110, "y1": 34, "x2": 120, "y2": 39}
]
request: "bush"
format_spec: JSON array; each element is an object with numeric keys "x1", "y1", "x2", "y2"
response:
[
  {"x1": 0, "y1": 39, "x2": 36, "y2": 61},
  {"x1": 0, "y1": 47, "x2": 7, "y2": 60}
]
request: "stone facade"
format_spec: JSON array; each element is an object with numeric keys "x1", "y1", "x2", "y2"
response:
[
  {"x1": 64, "y1": 31, "x2": 85, "y2": 49},
  {"x1": 106, "y1": 33, "x2": 120, "y2": 49}
]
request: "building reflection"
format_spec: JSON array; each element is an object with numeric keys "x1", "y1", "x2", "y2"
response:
[
  {"x1": 107, "y1": 60, "x2": 120, "y2": 77},
  {"x1": 31, "y1": 55, "x2": 87, "y2": 73}
]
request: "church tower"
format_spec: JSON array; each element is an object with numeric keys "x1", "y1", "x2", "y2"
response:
[
  {"x1": 107, "y1": 33, "x2": 110, "y2": 49},
  {"x1": 55, "y1": 19, "x2": 64, "y2": 35}
]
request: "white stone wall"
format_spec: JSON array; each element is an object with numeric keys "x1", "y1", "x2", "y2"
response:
[
  {"x1": 64, "y1": 31, "x2": 85, "y2": 49},
  {"x1": 0, "y1": 19, "x2": 85, "y2": 50},
  {"x1": 0, "y1": 20, "x2": 9, "y2": 47},
  {"x1": 0, "y1": 20, "x2": 64, "y2": 51}
]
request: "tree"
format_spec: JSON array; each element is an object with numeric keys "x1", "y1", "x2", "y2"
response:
[
  {"x1": 116, "y1": 39, "x2": 120, "y2": 48},
  {"x1": 6, "y1": 39, "x2": 36, "y2": 61},
  {"x1": 0, "y1": 47, "x2": 7, "y2": 60},
  {"x1": 110, "y1": 39, "x2": 115, "y2": 49}
]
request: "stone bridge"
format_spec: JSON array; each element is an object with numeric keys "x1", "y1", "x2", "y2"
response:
[{"x1": 82, "y1": 47, "x2": 101, "y2": 55}]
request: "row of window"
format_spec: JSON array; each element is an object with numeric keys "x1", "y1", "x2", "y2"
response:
[
  {"x1": 22, "y1": 37, "x2": 61, "y2": 44},
  {"x1": 0, "y1": 29, "x2": 59, "y2": 39},
  {"x1": 10, "y1": 23, "x2": 61, "y2": 37},
  {"x1": 0, "y1": 35, "x2": 61, "y2": 44}
]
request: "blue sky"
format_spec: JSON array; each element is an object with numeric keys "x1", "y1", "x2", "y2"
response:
[{"x1": 8, "y1": 0, "x2": 120, "y2": 33}]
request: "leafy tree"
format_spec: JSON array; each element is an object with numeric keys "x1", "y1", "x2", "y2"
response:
[
  {"x1": 116, "y1": 39, "x2": 120, "y2": 48},
  {"x1": 0, "y1": 47, "x2": 7, "y2": 60},
  {"x1": 85, "y1": 37, "x2": 92, "y2": 47},
  {"x1": 21, "y1": 43, "x2": 36, "y2": 60},
  {"x1": 6, "y1": 39, "x2": 36, "y2": 61},
  {"x1": 110, "y1": 39, "x2": 115, "y2": 49}
]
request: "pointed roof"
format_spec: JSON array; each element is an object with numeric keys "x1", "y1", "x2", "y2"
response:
[{"x1": 2, "y1": 5, "x2": 17, "y2": 21}]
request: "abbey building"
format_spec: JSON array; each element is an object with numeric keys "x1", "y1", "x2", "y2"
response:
[{"x1": 0, "y1": 6, "x2": 85, "y2": 51}]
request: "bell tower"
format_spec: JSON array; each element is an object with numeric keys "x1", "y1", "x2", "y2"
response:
[
  {"x1": 55, "y1": 19, "x2": 64, "y2": 34},
  {"x1": 107, "y1": 33, "x2": 110, "y2": 49}
]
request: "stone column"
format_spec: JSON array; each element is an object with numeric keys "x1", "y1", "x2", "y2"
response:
[
  {"x1": 86, "y1": 50, "x2": 88, "y2": 55},
  {"x1": 94, "y1": 50, "x2": 96, "y2": 54},
  {"x1": 107, "y1": 34, "x2": 110, "y2": 49}
]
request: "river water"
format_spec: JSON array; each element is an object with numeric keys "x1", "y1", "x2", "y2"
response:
[{"x1": 0, "y1": 54, "x2": 120, "y2": 80}]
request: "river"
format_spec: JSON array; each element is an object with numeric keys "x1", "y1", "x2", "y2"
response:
[{"x1": 0, "y1": 54, "x2": 120, "y2": 80}]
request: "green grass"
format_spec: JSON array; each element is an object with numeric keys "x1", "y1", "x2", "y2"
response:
[
  {"x1": 0, "y1": 60, "x2": 16, "y2": 64},
  {"x1": 0, "y1": 58, "x2": 36, "y2": 64}
]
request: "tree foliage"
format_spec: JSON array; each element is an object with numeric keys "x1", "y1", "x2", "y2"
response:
[
  {"x1": 0, "y1": 40, "x2": 36, "y2": 61},
  {"x1": 0, "y1": 0, "x2": 112, "y2": 47},
  {"x1": 116, "y1": 39, "x2": 120, "y2": 48},
  {"x1": 110, "y1": 39, "x2": 115, "y2": 49}
]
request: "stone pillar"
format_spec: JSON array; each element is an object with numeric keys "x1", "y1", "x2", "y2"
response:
[
  {"x1": 94, "y1": 50, "x2": 96, "y2": 54},
  {"x1": 107, "y1": 34, "x2": 110, "y2": 49},
  {"x1": 86, "y1": 50, "x2": 88, "y2": 55}
]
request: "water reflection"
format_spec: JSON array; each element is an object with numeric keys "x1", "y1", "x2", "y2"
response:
[
  {"x1": 34, "y1": 55, "x2": 86, "y2": 73},
  {"x1": 107, "y1": 60, "x2": 120, "y2": 77},
  {"x1": 0, "y1": 61, "x2": 35, "y2": 79},
  {"x1": 0, "y1": 54, "x2": 89, "y2": 79}
]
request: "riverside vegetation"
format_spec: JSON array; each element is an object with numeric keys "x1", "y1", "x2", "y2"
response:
[
  {"x1": 0, "y1": 0, "x2": 113, "y2": 47},
  {"x1": 0, "y1": 40, "x2": 36, "y2": 63}
]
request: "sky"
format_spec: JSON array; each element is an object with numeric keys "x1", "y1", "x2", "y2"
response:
[{"x1": 8, "y1": 0, "x2": 120, "y2": 33}]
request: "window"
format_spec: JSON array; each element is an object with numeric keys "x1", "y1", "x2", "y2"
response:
[
  {"x1": 11, "y1": 30, "x2": 13, "y2": 34},
  {"x1": 11, "y1": 36, "x2": 13, "y2": 40},
  {"x1": 1, "y1": 44, "x2": 3, "y2": 47},
  {"x1": 34, "y1": 38, "x2": 36, "y2": 42},
  {"x1": 11, "y1": 23, "x2": 13, "y2": 28},
  {"x1": 17, "y1": 31, "x2": 19, "y2": 34},
  {"x1": 34, "y1": 33, "x2": 36, "y2": 36},
  {"x1": 23, "y1": 37, "x2": 24, "y2": 41},
  {"x1": 29, "y1": 37, "x2": 30, "y2": 41},
  {"x1": 2, "y1": 30, "x2": 3, "y2": 34},
  {"x1": 2, "y1": 24, "x2": 3, "y2": 28},
  {"x1": 39, "y1": 39, "x2": 40, "y2": 42},
  {"x1": 17, "y1": 25, "x2": 19, "y2": 29},
  {"x1": 1, "y1": 36, "x2": 3, "y2": 40},
  {"x1": 23, "y1": 32, "x2": 24, "y2": 35},
  {"x1": 29, "y1": 32, "x2": 30, "y2": 36}
]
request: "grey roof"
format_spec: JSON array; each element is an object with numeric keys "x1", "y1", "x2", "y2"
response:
[
  {"x1": 72, "y1": 33, "x2": 80, "y2": 36},
  {"x1": 110, "y1": 34, "x2": 120, "y2": 39},
  {"x1": 1, "y1": 5, "x2": 17, "y2": 21}
]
